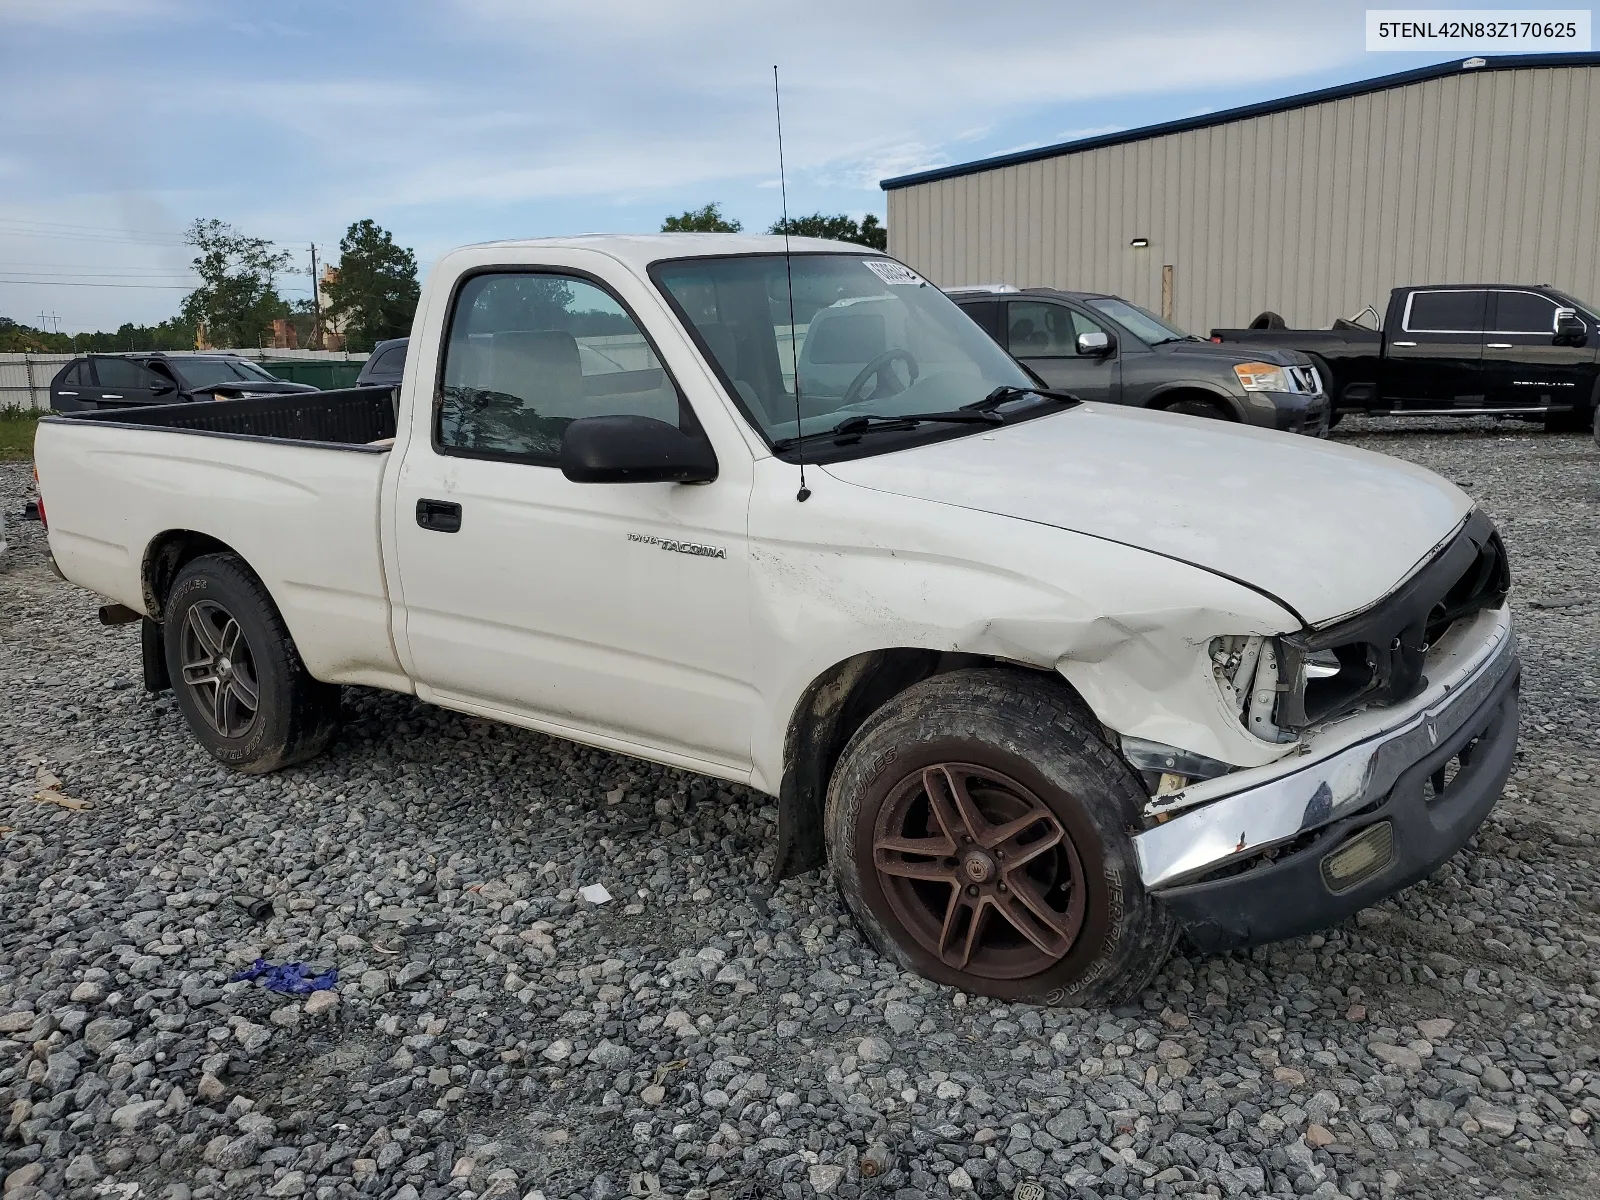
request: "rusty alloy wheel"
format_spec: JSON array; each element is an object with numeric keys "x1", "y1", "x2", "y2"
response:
[{"x1": 870, "y1": 761, "x2": 1087, "y2": 980}]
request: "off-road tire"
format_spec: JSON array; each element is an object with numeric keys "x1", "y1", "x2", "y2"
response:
[
  {"x1": 825, "y1": 668, "x2": 1178, "y2": 1006},
  {"x1": 163, "y1": 553, "x2": 341, "y2": 773}
]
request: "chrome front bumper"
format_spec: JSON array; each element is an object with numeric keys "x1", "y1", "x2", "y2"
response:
[{"x1": 1133, "y1": 603, "x2": 1516, "y2": 891}]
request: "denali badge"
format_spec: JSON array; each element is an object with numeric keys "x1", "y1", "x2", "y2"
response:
[{"x1": 627, "y1": 532, "x2": 727, "y2": 560}]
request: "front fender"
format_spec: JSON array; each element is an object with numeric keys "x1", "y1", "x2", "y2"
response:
[
  {"x1": 749, "y1": 463, "x2": 1302, "y2": 794},
  {"x1": 1143, "y1": 380, "x2": 1249, "y2": 420}
]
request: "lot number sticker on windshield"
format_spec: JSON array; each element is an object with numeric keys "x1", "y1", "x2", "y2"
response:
[{"x1": 863, "y1": 260, "x2": 925, "y2": 287}]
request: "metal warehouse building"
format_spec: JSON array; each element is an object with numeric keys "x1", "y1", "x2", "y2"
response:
[{"x1": 883, "y1": 53, "x2": 1600, "y2": 334}]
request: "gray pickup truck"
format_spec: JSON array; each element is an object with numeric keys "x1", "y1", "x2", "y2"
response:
[{"x1": 948, "y1": 286, "x2": 1329, "y2": 435}]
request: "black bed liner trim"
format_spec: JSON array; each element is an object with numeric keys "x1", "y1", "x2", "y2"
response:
[{"x1": 43, "y1": 386, "x2": 397, "y2": 450}]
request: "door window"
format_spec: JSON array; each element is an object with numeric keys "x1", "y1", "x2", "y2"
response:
[
  {"x1": 91, "y1": 358, "x2": 159, "y2": 389},
  {"x1": 437, "y1": 272, "x2": 687, "y2": 463},
  {"x1": 370, "y1": 344, "x2": 407, "y2": 373},
  {"x1": 1490, "y1": 291, "x2": 1561, "y2": 334},
  {"x1": 1006, "y1": 301, "x2": 1082, "y2": 357},
  {"x1": 1402, "y1": 291, "x2": 1487, "y2": 334},
  {"x1": 61, "y1": 361, "x2": 88, "y2": 386}
]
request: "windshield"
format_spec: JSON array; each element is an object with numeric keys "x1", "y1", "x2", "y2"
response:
[
  {"x1": 1086, "y1": 297, "x2": 1191, "y2": 345},
  {"x1": 653, "y1": 254, "x2": 1033, "y2": 446},
  {"x1": 171, "y1": 358, "x2": 269, "y2": 388}
]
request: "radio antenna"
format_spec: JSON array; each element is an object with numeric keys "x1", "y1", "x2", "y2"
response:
[{"x1": 774, "y1": 65, "x2": 809, "y2": 502}]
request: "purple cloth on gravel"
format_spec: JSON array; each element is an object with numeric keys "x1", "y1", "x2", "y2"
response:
[{"x1": 230, "y1": 959, "x2": 338, "y2": 994}]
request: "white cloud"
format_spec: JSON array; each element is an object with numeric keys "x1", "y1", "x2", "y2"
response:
[{"x1": 0, "y1": 0, "x2": 1386, "y2": 329}]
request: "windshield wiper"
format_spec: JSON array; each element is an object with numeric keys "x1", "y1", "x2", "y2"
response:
[
  {"x1": 771, "y1": 409, "x2": 1002, "y2": 451},
  {"x1": 963, "y1": 384, "x2": 1080, "y2": 413}
]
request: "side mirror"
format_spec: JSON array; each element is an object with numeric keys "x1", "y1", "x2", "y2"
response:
[
  {"x1": 1077, "y1": 330, "x2": 1114, "y2": 356},
  {"x1": 560, "y1": 415, "x2": 718, "y2": 484},
  {"x1": 1554, "y1": 308, "x2": 1587, "y2": 345},
  {"x1": 149, "y1": 382, "x2": 175, "y2": 396}
]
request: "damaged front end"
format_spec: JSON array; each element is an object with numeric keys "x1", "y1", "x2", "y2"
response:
[{"x1": 1126, "y1": 510, "x2": 1518, "y2": 950}]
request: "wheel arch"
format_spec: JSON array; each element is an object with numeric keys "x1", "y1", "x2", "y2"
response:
[
  {"x1": 773, "y1": 647, "x2": 1098, "y2": 880},
  {"x1": 1145, "y1": 383, "x2": 1244, "y2": 420},
  {"x1": 142, "y1": 529, "x2": 246, "y2": 620}
]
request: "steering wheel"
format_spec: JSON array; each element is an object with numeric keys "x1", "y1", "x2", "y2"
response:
[{"x1": 841, "y1": 349, "x2": 920, "y2": 408}]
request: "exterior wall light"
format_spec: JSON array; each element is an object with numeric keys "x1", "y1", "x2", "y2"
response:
[{"x1": 1129, "y1": 237, "x2": 1150, "y2": 248}]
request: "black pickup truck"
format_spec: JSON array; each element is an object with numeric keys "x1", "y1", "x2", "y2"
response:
[{"x1": 1212, "y1": 284, "x2": 1600, "y2": 431}]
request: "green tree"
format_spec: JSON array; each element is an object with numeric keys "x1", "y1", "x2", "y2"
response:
[
  {"x1": 661, "y1": 203, "x2": 743, "y2": 233},
  {"x1": 0, "y1": 314, "x2": 197, "y2": 353},
  {"x1": 323, "y1": 219, "x2": 422, "y2": 351},
  {"x1": 179, "y1": 218, "x2": 293, "y2": 348},
  {"x1": 768, "y1": 212, "x2": 887, "y2": 250}
]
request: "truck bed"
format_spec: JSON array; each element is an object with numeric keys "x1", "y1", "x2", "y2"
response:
[
  {"x1": 60, "y1": 386, "x2": 397, "y2": 447},
  {"x1": 35, "y1": 387, "x2": 410, "y2": 693},
  {"x1": 1208, "y1": 325, "x2": 1381, "y2": 352}
]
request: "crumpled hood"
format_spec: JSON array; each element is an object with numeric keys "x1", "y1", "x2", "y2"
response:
[{"x1": 822, "y1": 403, "x2": 1473, "y2": 626}]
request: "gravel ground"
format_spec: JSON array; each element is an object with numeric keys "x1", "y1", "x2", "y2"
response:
[{"x1": 2, "y1": 418, "x2": 1599, "y2": 1200}]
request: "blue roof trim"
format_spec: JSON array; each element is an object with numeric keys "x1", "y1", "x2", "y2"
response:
[{"x1": 880, "y1": 52, "x2": 1600, "y2": 191}]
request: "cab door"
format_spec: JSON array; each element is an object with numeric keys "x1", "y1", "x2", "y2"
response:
[
  {"x1": 1004, "y1": 299, "x2": 1117, "y2": 402},
  {"x1": 388, "y1": 268, "x2": 757, "y2": 774},
  {"x1": 1481, "y1": 289, "x2": 1594, "y2": 411},
  {"x1": 1382, "y1": 289, "x2": 1486, "y2": 410}
]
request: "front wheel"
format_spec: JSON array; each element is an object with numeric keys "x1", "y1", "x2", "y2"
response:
[
  {"x1": 825, "y1": 669, "x2": 1177, "y2": 1005},
  {"x1": 163, "y1": 553, "x2": 341, "y2": 773},
  {"x1": 1162, "y1": 395, "x2": 1231, "y2": 421}
]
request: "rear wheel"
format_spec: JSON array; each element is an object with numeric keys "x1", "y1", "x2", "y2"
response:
[
  {"x1": 163, "y1": 553, "x2": 341, "y2": 773},
  {"x1": 1545, "y1": 405, "x2": 1590, "y2": 433},
  {"x1": 825, "y1": 669, "x2": 1177, "y2": 1005}
]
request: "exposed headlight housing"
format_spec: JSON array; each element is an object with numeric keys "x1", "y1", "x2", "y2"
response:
[
  {"x1": 1210, "y1": 634, "x2": 1298, "y2": 744},
  {"x1": 1232, "y1": 362, "x2": 1289, "y2": 392}
]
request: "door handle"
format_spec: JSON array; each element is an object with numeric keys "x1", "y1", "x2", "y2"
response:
[
  {"x1": 101, "y1": 393, "x2": 123, "y2": 399},
  {"x1": 1391, "y1": 341, "x2": 1417, "y2": 347},
  {"x1": 1486, "y1": 343, "x2": 1512, "y2": 348},
  {"x1": 415, "y1": 498, "x2": 462, "y2": 533}
]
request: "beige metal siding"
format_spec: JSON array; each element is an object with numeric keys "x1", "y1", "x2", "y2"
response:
[{"x1": 888, "y1": 65, "x2": 1600, "y2": 334}]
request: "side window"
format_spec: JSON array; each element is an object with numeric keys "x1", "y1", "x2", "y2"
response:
[
  {"x1": 955, "y1": 299, "x2": 1001, "y2": 340},
  {"x1": 1007, "y1": 301, "x2": 1079, "y2": 357},
  {"x1": 437, "y1": 272, "x2": 686, "y2": 462},
  {"x1": 372, "y1": 345, "x2": 406, "y2": 373},
  {"x1": 1491, "y1": 291, "x2": 1560, "y2": 334},
  {"x1": 1403, "y1": 291, "x2": 1487, "y2": 334},
  {"x1": 1068, "y1": 308, "x2": 1111, "y2": 343},
  {"x1": 92, "y1": 358, "x2": 160, "y2": 389},
  {"x1": 62, "y1": 361, "x2": 87, "y2": 386}
]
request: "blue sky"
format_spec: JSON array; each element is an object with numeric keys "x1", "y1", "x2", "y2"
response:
[{"x1": 0, "y1": 0, "x2": 1571, "y2": 332}]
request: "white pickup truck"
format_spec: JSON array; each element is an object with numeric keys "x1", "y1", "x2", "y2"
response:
[{"x1": 35, "y1": 234, "x2": 1519, "y2": 1005}]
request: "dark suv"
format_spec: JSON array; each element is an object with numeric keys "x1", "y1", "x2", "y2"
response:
[
  {"x1": 354, "y1": 338, "x2": 408, "y2": 388},
  {"x1": 49, "y1": 353, "x2": 317, "y2": 412},
  {"x1": 948, "y1": 286, "x2": 1329, "y2": 434}
]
